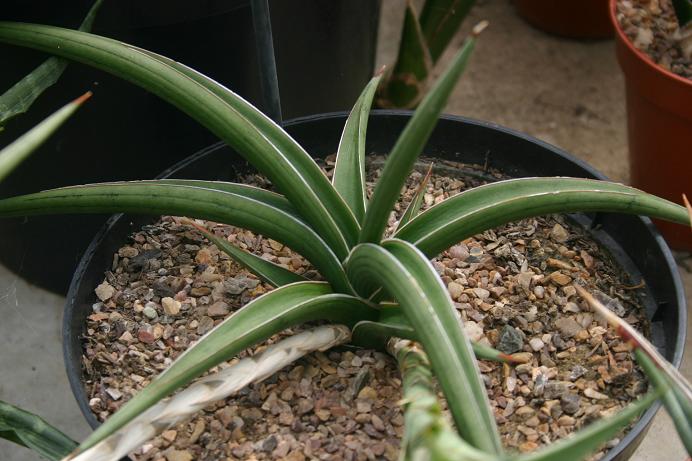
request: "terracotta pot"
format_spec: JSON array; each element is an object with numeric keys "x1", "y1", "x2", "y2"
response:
[
  {"x1": 610, "y1": 0, "x2": 692, "y2": 250},
  {"x1": 514, "y1": 0, "x2": 613, "y2": 39}
]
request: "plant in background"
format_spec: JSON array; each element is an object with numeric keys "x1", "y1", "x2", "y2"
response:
[
  {"x1": 377, "y1": 0, "x2": 475, "y2": 108},
  {"x1": 0, "y1": 17, "x2": 690, "y2": 461}
]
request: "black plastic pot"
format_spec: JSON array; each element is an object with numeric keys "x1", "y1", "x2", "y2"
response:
[
  {"x1": 0, "y1": 0, "x2": 380, "y2": 293},
  {"x1": 64, "y1": 112, "x2": 686, "y2": 461}
]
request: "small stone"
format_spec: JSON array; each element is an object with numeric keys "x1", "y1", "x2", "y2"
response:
[
  {"x1": 197, "y1": 316, "x2": 214, "y2": 335},
  {"x1": 561, "y1": 394, "x2": 581, "y2": 414},
  {"x1": 207, "y1": 301, "x2": 230, "y2": 317},
  {"x1": 529, "y1": 338, "x2": 545, "y2": 351},
  {"x1": 142, "y1": 305, "x2": 158, "y2": 320},
  {"x1": 105, "y1": 387, "x2": 122, "y2": 400},
  {"x1": 195, "y1": 248, "x2": 213, "y2": 265},
  {"x1": 449, "y1": 244, "x2": 470, "y2": 260},
  {"x1": 166, "y1": 450, "x2": 193, "y2": 461},
  {"x1": 448, "y1": 282, "x2": 464, "y2": 300},
  {"x1": 584, "y1": 388, "x2": 609, "y2": 400},
  {"x1": 118, "y1": 246, "x2": 139, "y2": 258},
  {"x1": 569, "y1": 365, "x2": 587, "y2": 381},
  {"x1": 550, "y1": 271, "x2": 572, "y2": 286},
  {"x1": 138, "y1": 328, "x2": 155, "y2": 344},
  {"x1": 511, "y1": 352, "x2": 534, "y2": 364},
  {"x1": 162, "y1": 430, "x2": 177, "y2": 442},
  {"x1": 463, "y1": 321, "x2": 484, "y2": 342},
  {"x1": 473, "y1": 287, "x2": 490, "y2": 300},
  {"x1": 558, "y1": 415, "x2": 576, "y2": 426},
  {"x1": 261, "y1": 435, "x2": 278, "y2": 452},
  {"x1": 498, "y1": 325, "x2": 524, "y2": 354},
  {"x1": 358, "y1": 386, "x2": 378, "y2": 400},
  {"x1": 555, "y1": 317, "x2": 583, "y2": 338},
  {"x1": 162, "y1": 297, "x2": 181, "y2": 316},
  {"x1": 543, "y1": 382, "x2": 569, "y2": 400},
  {"x1": 550, "y1": 223, "x2": 569, "y2": 242},
  {"x1": 95, "y1": 282, "x2": 115, "y2": 301},
  {"x1": 118, "y1": 331, "x2": 134, "y2": 343}
]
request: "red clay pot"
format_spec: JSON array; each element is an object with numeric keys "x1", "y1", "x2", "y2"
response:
[
  {"x1": 514, "y1": 0, "x2": 613, "y2": 39},
  {"x1": 610, "y1": 0, "x2": 692, "y2": 250}
]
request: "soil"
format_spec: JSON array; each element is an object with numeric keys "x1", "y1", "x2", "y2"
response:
[
  {"x1": 616, "y1": 0, "x2": 692, "y2": 79},
  {"x1": 82, "y1": 158, "x2": 651, "y2": 461}
]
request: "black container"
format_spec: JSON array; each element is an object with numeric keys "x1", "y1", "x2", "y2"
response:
[
  {"x1": 0, "y1": 0, "x2": 380, "y2": 293},
  {"x1": 64, "y1": 112, "x2": 686, "y2": 461}
]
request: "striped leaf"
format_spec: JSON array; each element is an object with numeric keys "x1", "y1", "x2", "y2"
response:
[
  {"x1": 333, "y1": 74, "x2": 382, "y2": 222},
  {"x1": 0, "y1": 23, "x2": 357, "y2": 257},
  {"x1": 0, "y1": 400, "x2": 77, "y2": 460},
  {"x1": 396, "y1": 177, "x2": 691, "y2": 257},
  {"x1": 0, "y1": 182, "x2": 350, "y2": 292},
  {"x1": 0, "y1": 93, "x2": 90, "y2": 182},
  {"x1": 346, "y1": 239, "x2": 502, "y2": 454},
  {"x1": 0, "y1": 0, "x2": 102, "y2": 127},
  {"x1": 183, "y1": 219, "x2": 306, "y2": 287},
  {"x1": 420, "y1": 0, "x2": 476, "y2": 62},
  {"x1": 78, "y1": 282, "x2": 377, "y2": 452},
  {"x1": 360, "y1": 30, "x2": 480, "y2": 243}
]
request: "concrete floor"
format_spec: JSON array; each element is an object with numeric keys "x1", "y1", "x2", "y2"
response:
[{"x1": 1, "y1": 0, "x2": 690, "y2": 459}]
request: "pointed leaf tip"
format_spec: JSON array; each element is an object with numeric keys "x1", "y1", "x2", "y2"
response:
[
  {"x1": 73, "y1": 91, "x2": 93, "y2": 105},
  {"x1": 683, "y1": 193, "x2": 692, "y2": 231},
  {"x1": 472, "y1": 20, "x2": 489, "y2": 36}
]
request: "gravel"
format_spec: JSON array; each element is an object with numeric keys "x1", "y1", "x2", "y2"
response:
[{"x1": 82, "y1": 157, "x2": 651, "y2": 460}]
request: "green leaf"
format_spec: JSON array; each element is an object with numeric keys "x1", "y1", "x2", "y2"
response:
[
  {"x1": 0, "y1": 23, "x2": 357, "y2": 258},
  {"x1": 332, "y1": 74, "x2": 382, "y2": 222},
  {"x1": 396, "y1": 177, "x2": 691, "y2": 257},
  {"x1": 152, "y1": 179, "x2": 297, "y2": 216},
  {"x1": 391, "y1": 340, "x2": 496, "y2": 461},
  {"x1": 346, "y1": 239, "x2": 502, "y2": 454},
  {"x1": 518, "y1": 392, "x2": 658, "y2": 461},
  {"x1": 184, "y1": 219, "x2": 306, "y2": 287},
  {"x1": 0, "y1": 92, "x2": 90, "y2": 182},
  {"x1": 420, "y1": 0, "x2": 476, "y2": 62},
  {"x1": 0, "y1": 0, "x2": 102, "y2": 128},
  {"x1": 360, "y1": 32, "x2": 479, "y2": 243},
  {"x1": 635, "y1": 349, "x2": 692, "y2": 454},
  {"x1": 78, "y1": 281, "x2": 376, "y2": 451},
  {"x1": 398, "y1": 162, "x2": 433, "y2": 229},
  {"x1": 672, "y1": 0, "x2": 692, "y2": 27},
  {"x1": 0, "y1": 182, "x2": 351, "y2": 293},
  {"x1": 379, "y1": 0, "x2": 433, "y2": 109},
  {"x1": 0, "y1": 400, "x2": 77, "y2": 460}
]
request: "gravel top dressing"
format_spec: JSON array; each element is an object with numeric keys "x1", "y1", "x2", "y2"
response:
[
  {"x1": 616, "y1": 0, "x2": 692, "y2": 79},
  {"x1": 83, "y1": 157, "x2": 650, "y2": 461}
]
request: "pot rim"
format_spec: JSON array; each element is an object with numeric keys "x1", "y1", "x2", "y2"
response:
[
  {"x1": 609, "y1": 0, "x2": 692, "y2": 88},
  {"x1": 63, "y1": 110, "x2": 687, "y2": 461}
]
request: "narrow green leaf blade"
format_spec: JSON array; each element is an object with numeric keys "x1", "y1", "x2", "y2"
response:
[
  {"x1": 0, "y1": 92, "x2": 90, "y2": 182},
  {"x1": 0, "y1": 182, "x2": 351, "y2": 292},
  {"x1": 0, "y1": 400, "x2": 77, "y2": 460},
  {"x1": 518, "y1": 392, "x2": 658, "y2": 461},
  {"x1": 78, "y1": 282, "x2": 376, "y2": 452},
  {"x1": 360, "y1": 31, "x2": 480, "y2": 243},
  {"x1": 420, "y1": 0, "x2": 476, "y2": 62},
  {"x1": 0, "y1": 0, "x2": 102, "y2": 127},
  {"x1": 184, "y1": 219, "x2": 306, "y2": 287},
  {"x1": 332, "y1": 74, "x2": 382, "y2": 222},
  {"x1": 152, "y1": 179, "x2": 297, "y2": 216},
  {"x1": 0, "y1": 23, "x2": 357, "y2": 257},
  {"x1": 346, "y1": 240, "x2": 502, "y2": 454},
  {"x1": 398, "y1": 162, "x2": 433, "y2": 229},
  {"x1": 396, "y1": 177, "x2": 691, "y2": 257},
  {"x1": 635, "y1": 349, "x2": 692, "y2": 454},
  {"x1": 379, "y1": 0, "x2": 433, "y2": 109}
]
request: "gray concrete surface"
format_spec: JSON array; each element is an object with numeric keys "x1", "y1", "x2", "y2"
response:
[{"x1": 1, "y1": 0, "x2": 690, "y2": 459}]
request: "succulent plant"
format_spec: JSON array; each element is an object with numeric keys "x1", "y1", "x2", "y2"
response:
[{"x1": 0, "y1": 17, "x2": 690, "y2": 461}]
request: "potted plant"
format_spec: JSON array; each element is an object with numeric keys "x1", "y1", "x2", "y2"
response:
[
  {"x1": 513, "y1": 0, "x2": 613, "y2": 39},
  {"x1": 0, "y1": 19, "x2": 690, "y2": 461},
  {"x1": 0, "y1": 0, "x2": 381, "y2": 294},
  {"x1": 610, "y1": 0, "x2": 692, "y2": 250}
]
